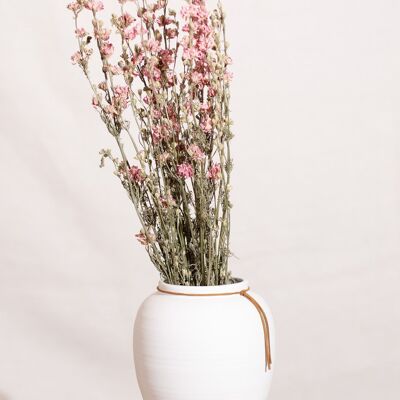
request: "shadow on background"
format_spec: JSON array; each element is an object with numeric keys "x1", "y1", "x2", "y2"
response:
[{"x1": 0, "y1": 392, "x2": 10, "y2": 400}]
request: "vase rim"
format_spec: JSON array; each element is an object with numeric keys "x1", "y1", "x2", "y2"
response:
[{"x1": 157, "y1": 277, "x2": 249, "y2": 295}]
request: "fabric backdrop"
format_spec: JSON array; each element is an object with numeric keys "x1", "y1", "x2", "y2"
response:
[{"x1": 1, "y1": 0, "x2": 399, "y2": 399}]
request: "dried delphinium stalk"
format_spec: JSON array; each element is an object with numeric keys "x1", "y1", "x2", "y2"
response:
[{"x1": 67, "y1": 0, "x2": 234, "y2": 286}]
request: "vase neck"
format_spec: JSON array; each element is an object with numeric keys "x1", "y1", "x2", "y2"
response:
[{"x1": 157, "y1": 278, "x2": 249, "y2": 295}]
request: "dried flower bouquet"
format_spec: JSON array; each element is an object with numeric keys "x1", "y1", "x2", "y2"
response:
[{"x1": 67, "y1": 0, "x2": 234, "y2": 286}]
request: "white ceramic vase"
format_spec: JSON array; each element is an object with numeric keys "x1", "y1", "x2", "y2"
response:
[{"x1": 133, "y1": 278, "x2": 275, "y2": 400}]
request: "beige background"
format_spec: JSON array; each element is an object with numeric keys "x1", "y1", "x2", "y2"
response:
[{"x1": 1, "y1": 0, "x2": 400, "y2": 399}]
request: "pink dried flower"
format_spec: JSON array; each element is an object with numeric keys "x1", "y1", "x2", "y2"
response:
[
  {"x1": 124, "y1": 22, "x2": 147, "y2": 40},
  {"x1": 154, "y1": 67, "x2": 162, "y2": 80},
  {"x1": 108, "y1": 65, "x2": 123, "y2": 75},
  {"x1": 114, "y1": 85, "x2": 129, "y2": 97},
  {"x1": 208, "y1": 87, "x2": 216, "y2": 97},
  {"x1": 177, "y1": 163, "x2": 194, "y2": 179},
  {"x1": 75, "y1": 28, "x2": 87, "y2": 38},
  {"x1": 191, "y1": 71, "x2": 204, "y2": 86},
  {"x1": 105, "y1": 104, "x2": 118, "y2": 115},
  {"x1": 144, "y1": 63, "x2": 162, "y2": 82},
  {"x1": 100, "y1": 43, "x2": 114, "y2": 58},
  {"x1": 92, "y1": 96, "x2": 100, "y2": 107},
  {"x1": 182, "y1": 46, "x2": 198, "y2": 61},
  {"x1": 155, "y1": 0, "x2": 167, "y2": 10},
  {"x1": 151, "y1": 125, "x2": 162, "y2": 143},
  {"x1": 165, "y1": 70, "x2": 175, "y2": 86},
  {"x1": 224, "y1": 71, "x2": 233, "y2": 83},
  {"x1": 157, "y1": 15, "x2": 173, "y2": 26},
  {"x1": 166, "y1": 28, "x2": 178, "y2": 39},
  {"x1": 200, "y1": 115, "x2": 212, "y2": 133},
  {"x1": 131, "y1": 50, "x2": 145, "y2": 66},
  {"x1": 119, "y1": 12, "x2": 135, "y2": 27},
  {"x1": 145, "y1": 39, "x2": 161, "y2": 53},
  {"x1": 84, "y1": 1, "x2": 104, "y2": 12},
  {"x1": 181, "y1": 2, "x2": 207, "y2": 19},
  {"x1": 67, "y1": 2, "x2": 81, "y2": 13},
  {"x1": 207, "y1": 163, "x2": 222, "y2": 180},
  {"x1": 141, "y1": 10, "x2": 155, "y2": 23},
  {"x1": 125, "y1": 26, "x2": 138, "y2": 40},
  {"x1": 129, "y1": 166, "x2": 145, "y2": 183},
  {"x1": 159, "y1": 49, "x2": 175, "y2": 66},
  {"x1": 151, "y1": 108, "x2": 162, "y2": 119},
  {"x1": 135, "y1": 230, "x2": 156, "y2": 245},
  {"x1": 188, "y1": 144, "x2": 205, "y2": 162},
  {"x1": 95, "y1": 27, "x2": 110, "y2": 41},
  {"x1": 71, "y1": 51, "x2": 82, "y2": 64},
  {"x1": 112, "y1": 85, "x2": 130, "y2": 110}
]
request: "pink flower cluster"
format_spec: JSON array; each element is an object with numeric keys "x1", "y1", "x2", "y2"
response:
[
  {"x1": 177, "y1": 163, "x2": 194, "y2": 179},
  {"x1": 188, "y1": 144, "x2": 205, "y2": 162},
  {"x1": 67, "y1": 2, "x2": 82, "y2": 13},
  {"x1": 84, "y1": 1, "x2": 104, "y2": 12},
  {"x1": 151, "y1": 124, "x2": 168, "y2": 144},
  {"x1": 112, "y1": 85, "x2": 129, "y2": 110},
  {"x1": 129, "y1": 166, "x2": 145, "y2": 183},
  {"x1": 94, "y1": 24, "x2": 110, "y2": 41},
  {"x1": 124, "y1": 21, "x2": 148, "y2": 41},
  {"x1": 71, "y1": 51, "x2": 82, "y2": 65},
  {"x1": 119, "y1": 12, "x2": 135, "y2": 27},
  {"x1": 180, "y1": 0, "x2": 218, "y2": 135},
  {"x1": 200, "y1": 115, "x2": 212, "y2": 133},
  {"x1": 68, "y1": 0, "x2": 234, "y2": 285},
  {"x1": 100, "y1": 42, "x2": 114, "y2": 58},
  {"x1": 207, "y1": 163, "x2": 221, "y2": 180},
  {"x1": 181, "y1": 6, "x2": 213, "y2": 63},
  {"x1": 75, "y1": 28, "x2": 87, "y2": 38},
  {"x1": 114, "y1": 85, "x2": 129, "y2": 97},
  {"x1": 92, "y1": 96, "x2": 100, "y2": 108}
]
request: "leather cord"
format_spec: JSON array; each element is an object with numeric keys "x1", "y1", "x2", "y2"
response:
[{"x1": 157, "y1": 286, "x2": 272, "y2": 371}]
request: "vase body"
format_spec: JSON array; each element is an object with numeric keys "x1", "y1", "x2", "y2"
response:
[{"x1": 133, "y1": 279, "x2": 275, "y2": 400}]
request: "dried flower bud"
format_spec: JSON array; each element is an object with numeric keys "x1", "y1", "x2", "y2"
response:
[{"x1": 98, "y1": 81, "x2": 108, "y2": 91}]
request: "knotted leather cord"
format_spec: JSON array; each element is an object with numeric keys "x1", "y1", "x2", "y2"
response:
[{"x1": 156, "y1": 286, "x2": 272, "y2": 371}]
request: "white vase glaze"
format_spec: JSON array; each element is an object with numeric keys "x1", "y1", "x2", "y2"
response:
[{"x1": 133, "y1": 279, "x2": 275, "y2": 400}]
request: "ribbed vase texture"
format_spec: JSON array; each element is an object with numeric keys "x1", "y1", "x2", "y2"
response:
[{"x1": 133, "y1": 279, "x2": 275, "y2": 400}]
